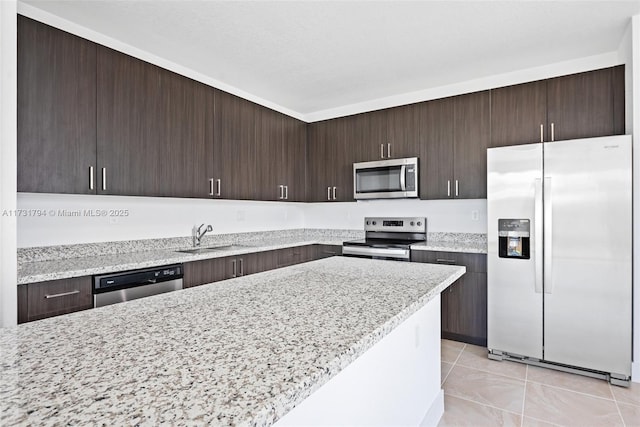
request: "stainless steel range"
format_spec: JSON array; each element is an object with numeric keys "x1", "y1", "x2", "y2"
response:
[{"x1": 342, "y1": 217, "x2": 426, "y2": 261}]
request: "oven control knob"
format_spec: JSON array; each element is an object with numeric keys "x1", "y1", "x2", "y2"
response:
[
  {"x1": 410, "y1": 221, "x2": 415, "y2": 226},
  {"x1": 417, "y1": 221, "x2": 422, "y2": 226},
  {"x1": 366, "y1": 221, "x2": 370, "y2": 225},
  {"x1": 372, "y1": 221, "x2": 377, "y2": 225}
]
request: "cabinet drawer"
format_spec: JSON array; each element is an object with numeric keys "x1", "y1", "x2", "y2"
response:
[
  {"x1": 410, "y1": 250, "x2": 486, "y2": 273},
  {"x1": 21, "y1": 276, "x2": 93, "y2": 323}
]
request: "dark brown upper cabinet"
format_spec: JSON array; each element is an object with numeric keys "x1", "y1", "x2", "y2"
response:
[
  {"x1": 97, "y1": 46, "x2": 208, "y2": 197},
  {"x1": 547, "y1": 66, "x2": 624, "y2": 142},
  {"x1": 453, "y1": 91, "x2": 491, "y2": 199},
  {"x1": 306, "y1": 117, "x2": 358, "y2": 202},
  {"x1": 491, "y1": 66, "x2": 625, "y2": 148},
  {"x1": 357, "y1": 106, "x2": 421, "y2": 161},
  {"x1": 418, "y1": 97, "x2": 454, "y2": 199},
  {"x1": 490, "y1": 80, "x2": 548, "y2": 147},
  {"x1": 17, "y1": 16, "x2": 97, "y2": 194},
  {"x1": 255, "y1": 107, "x2": 307, "y2": 202},
  {"x1": 212, "y1": 90, "x2": 261, "y2": 200},
  {"x1": 418, "y1": 91, "x2": 490, "y2": 200}
]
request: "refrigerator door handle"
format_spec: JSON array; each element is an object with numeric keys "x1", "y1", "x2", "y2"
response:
[
  {"x1": 544, "y1": 176, "x2": 553, "y2": 294},
  {"x1": 534, "y1": 178, "x2": 543, "y2": 293}
]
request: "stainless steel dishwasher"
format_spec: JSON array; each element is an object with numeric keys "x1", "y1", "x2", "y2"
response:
[{"x1": 93, "y1": 264, "x2": 183, "y2": 308}]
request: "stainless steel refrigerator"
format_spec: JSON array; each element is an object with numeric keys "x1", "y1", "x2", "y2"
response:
[{"x1": 487, "y1": 135, "x2": 632, "y2": 386}]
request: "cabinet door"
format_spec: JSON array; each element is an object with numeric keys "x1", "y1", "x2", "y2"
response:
[
  {"x1": 360, "y1": 109, "x2": 389, "y2": 161},
  {"x1": 490, "y1": 80, "x2": 547, "y2": 147},
  {"x1": 547, "y1": 67, "x2": 617, "y2": 141},
  {"x1": 183, "y1": 257, "x2": 229, "y2": 288},
  {"x1": 453, "y1": 91, "x2": 490, "y2": 199},
  {"x1": 213, "y1": 90, "x2": 260, "y2": 200},
  {"x1": 306, "y1": 121, "x2": 332, "y2": 201},
  {"x1": 313, "y1": 244, "x2": 343, "y2": 260},
  {"x1": 386, "y1": 104, "x2": 421, "y2": 159},
  {"x1": 19, "y1": 276, "x2": 93, "y2": 323},
  {"x1": 97, "y1": 47, "x2": 208, "y2": 197},
  {"x1": 257, "y1": 107, "x2": 283, "y2": 201},
  {"x1": 445, "y1": 272, "x2": 487, "y2": 346},
  {"x1": 17, "y1": 16, "x2": 97, "y2": 194},
  {"x1": 281, "y1": 116, "x2": 307, "y2": 202},
  {"x1": 418, "y1": 97, "x2": 454, "y2": 199},
  {"x1": 276, "y1": 246, "x2": 314, "y2": 268}
]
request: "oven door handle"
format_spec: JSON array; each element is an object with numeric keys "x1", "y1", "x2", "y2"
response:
[
  {"x1": 400, "y1": 165, "x2": 406, "y2": 191},
  {"x1": 342, "y1": 245, "x2": 410, "y2": 260}
]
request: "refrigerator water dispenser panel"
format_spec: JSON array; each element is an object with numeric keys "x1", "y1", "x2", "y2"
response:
[{"x1": 498, "y1": 219, "x2": 530, "y2": 259}]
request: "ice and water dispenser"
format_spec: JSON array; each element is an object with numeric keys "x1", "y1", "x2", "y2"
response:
[{"x1": 498, "y1": 219, "x2": 530, "y2": 259}]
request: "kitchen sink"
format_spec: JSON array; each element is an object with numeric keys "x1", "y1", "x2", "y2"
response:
[{"x1": 175, "y1": 244, "x2": 251, "y2": 254}]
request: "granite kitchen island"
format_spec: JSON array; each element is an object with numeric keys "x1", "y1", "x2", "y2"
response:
[{"x1": 1, "y1": 257, "x2": 464, "y2": 426}]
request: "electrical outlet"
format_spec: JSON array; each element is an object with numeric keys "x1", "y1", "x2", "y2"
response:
[{"x1": 471, "y1": 210, "x2": 479, "y2": 221}]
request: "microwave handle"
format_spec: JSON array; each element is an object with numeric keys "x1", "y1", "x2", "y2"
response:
[{"x1": 400, "y1": 165, "x2": 406, "y2": 191}]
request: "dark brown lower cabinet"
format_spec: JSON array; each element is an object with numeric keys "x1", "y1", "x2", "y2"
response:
[
  {"x1": 18, "y1": 276, "x2": 93, "y2": 324},
  {"x1": 276, "y1": 246, "x2": 314, "y2": 268},
  {"x1": 312, "y1": 244, "x2": 343, "y2": 259},
  {"x1": 411, "y1": 250, "x2": 487, "y2": 346},
  {"x1": 183, "y1": 251, "x2": 278, "y2": 288}
]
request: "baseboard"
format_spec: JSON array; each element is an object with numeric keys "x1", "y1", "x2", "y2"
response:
[
  {"x1": 420, "y1": 390, "x2": 444, "y2": 427},
  {"x1": 441, "y1": 332, "x2": 487, "y2": 347}
]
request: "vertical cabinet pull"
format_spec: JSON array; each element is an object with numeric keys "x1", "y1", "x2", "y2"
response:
[
  {"x1": 447, "y1": 180, "x2": 451, "y2": 197},
  {"x1": 209, "y1": 178, "x2": 214, "y2": 196},
  {"x1": 332, "y1": 186, "x2": 337, "y2": 200},
  {"x1": 550, "y1": 123, "x2": 555, "y2": 142},
  {"x1": 101, "y1": 168, "x2": 107, "y2": 191},
  {"x1": 216, "y1": 179, "x2": 221, "y2": 196},
  {"x1": 327, "y1": 186, "x2": 331, "y2": 201},
  {"x1": 239, "y1": 258, "x2": 244, "y2": 276},
  {"x1": 231, "y1": 259, "x2": 237, "y2": 278},
  {"x1": 284, "y1": 185, "x2": 288, "y2": 200},
  {"x1": 89, "y1": 166, "x2": 94, "y2": 190},
  {"x1": 540, "y1": 124, "x2": 544, "y2": 143},
  {"x1": 380, "y1": 144, "x2": 384, "y2": 159},
  {"x1": 387, "y1": 143, "x2": 391, "y2": 158},
  {"x1": 279, "y1": 185, "x2": 284, "y2": 199},
  {"x1": 455, "y1": 180, "x2": 459, "y2": 197}
]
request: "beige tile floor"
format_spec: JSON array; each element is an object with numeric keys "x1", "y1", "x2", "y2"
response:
[{"x1": 438, "y1": 339, "x2": 640, "y2": 427}]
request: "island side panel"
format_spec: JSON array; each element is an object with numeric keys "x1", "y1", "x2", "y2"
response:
[{"x1": 274, "y1": 293, "x2": 443, "y2": 426}]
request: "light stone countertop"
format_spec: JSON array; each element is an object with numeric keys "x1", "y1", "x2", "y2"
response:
[
  {"x1": 17, "y1": 237, "x2": 339, "y2": 284},
  {"x1": 411, "y1": 232, "x2": 487, "y2": 254},
  {"x1": 1, "y1": 256, "x2": 465, "y2": 426}
]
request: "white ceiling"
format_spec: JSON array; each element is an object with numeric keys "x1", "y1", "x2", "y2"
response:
[{"x1": 21, "y1": 1, "x2": 640, "y2": 120}]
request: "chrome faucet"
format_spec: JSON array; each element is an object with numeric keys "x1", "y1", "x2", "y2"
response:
[{"x1": 193, "y1": 224, "x2": 213, "y2": 247}]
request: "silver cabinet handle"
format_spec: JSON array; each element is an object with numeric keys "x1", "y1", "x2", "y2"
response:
[
  {"x1": 455, "y1": 180, "x2": 459, "y2": 197},
  {"x1": 544, "y1": 176, "x2": 553, "y2": 294},
  {"x1": 216, "y1": 179, "x2": 221, "y2": 197},
  {"x1": 387, "y1": 143, "x2": 391, "y2": 158},
  {"x1": 89, "y1": 166, "x2": 94, "y2": 190},
  {"x1": 436, "y1": 258, "x2": 457, "y2": 264},
  {"x1": 45, "y1": 290, "x2": 80, "y2": 299},
  {"x1": 540, "y1": 124, "x2": 544, "y2": 143},
  {"x1": 209, "y1": 178, "x2": 214, "y2": 196},
  {"x1": 550, "y1": 122, "x2": 555, "y2": 142},
  {"x1": 231, "y1": 259, "x2": 237, "y2": 278},
  {"x1": 534, "y1": 178, "x2": 543, "y2": 294},
  {"x1": 332, "y1": 186, "x2": 337, "y2": 200},
  {"x1": 101, "y1": 168, "x2": 107, "y2": 191},
  {"x1": 284, "y1": 185, "x2": 288, "y2": 200},
  {"x1": 279, "y1": 185, "x2": 284, "y2": 199},
  {"x1": 327, "y1": 186, "x2": 331, "y2": 201},
  {"x1": 380, "y1": 144, "x2": 385, "y2": 159},
  {"x1": 447, "y1": 180, "x2": 451, "y2": 197},
  {"x1": 239, "y1": 258, "x2": 244, "y2": 276}
]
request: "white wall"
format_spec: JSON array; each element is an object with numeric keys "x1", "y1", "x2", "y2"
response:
[
  {"x1": 1, "y1": 0, "x2": 18, "y2": 328},
  {"x1": 17, "y1": 193, "x2": 306, "y2": 247},
  {"x1": 304, "y1": 199, "x2": 486, "y2": 234}
]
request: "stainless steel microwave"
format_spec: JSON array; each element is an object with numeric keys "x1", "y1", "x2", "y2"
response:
[{"x1": 353, "y1": 157, "x2": 419, "y2": 200}]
